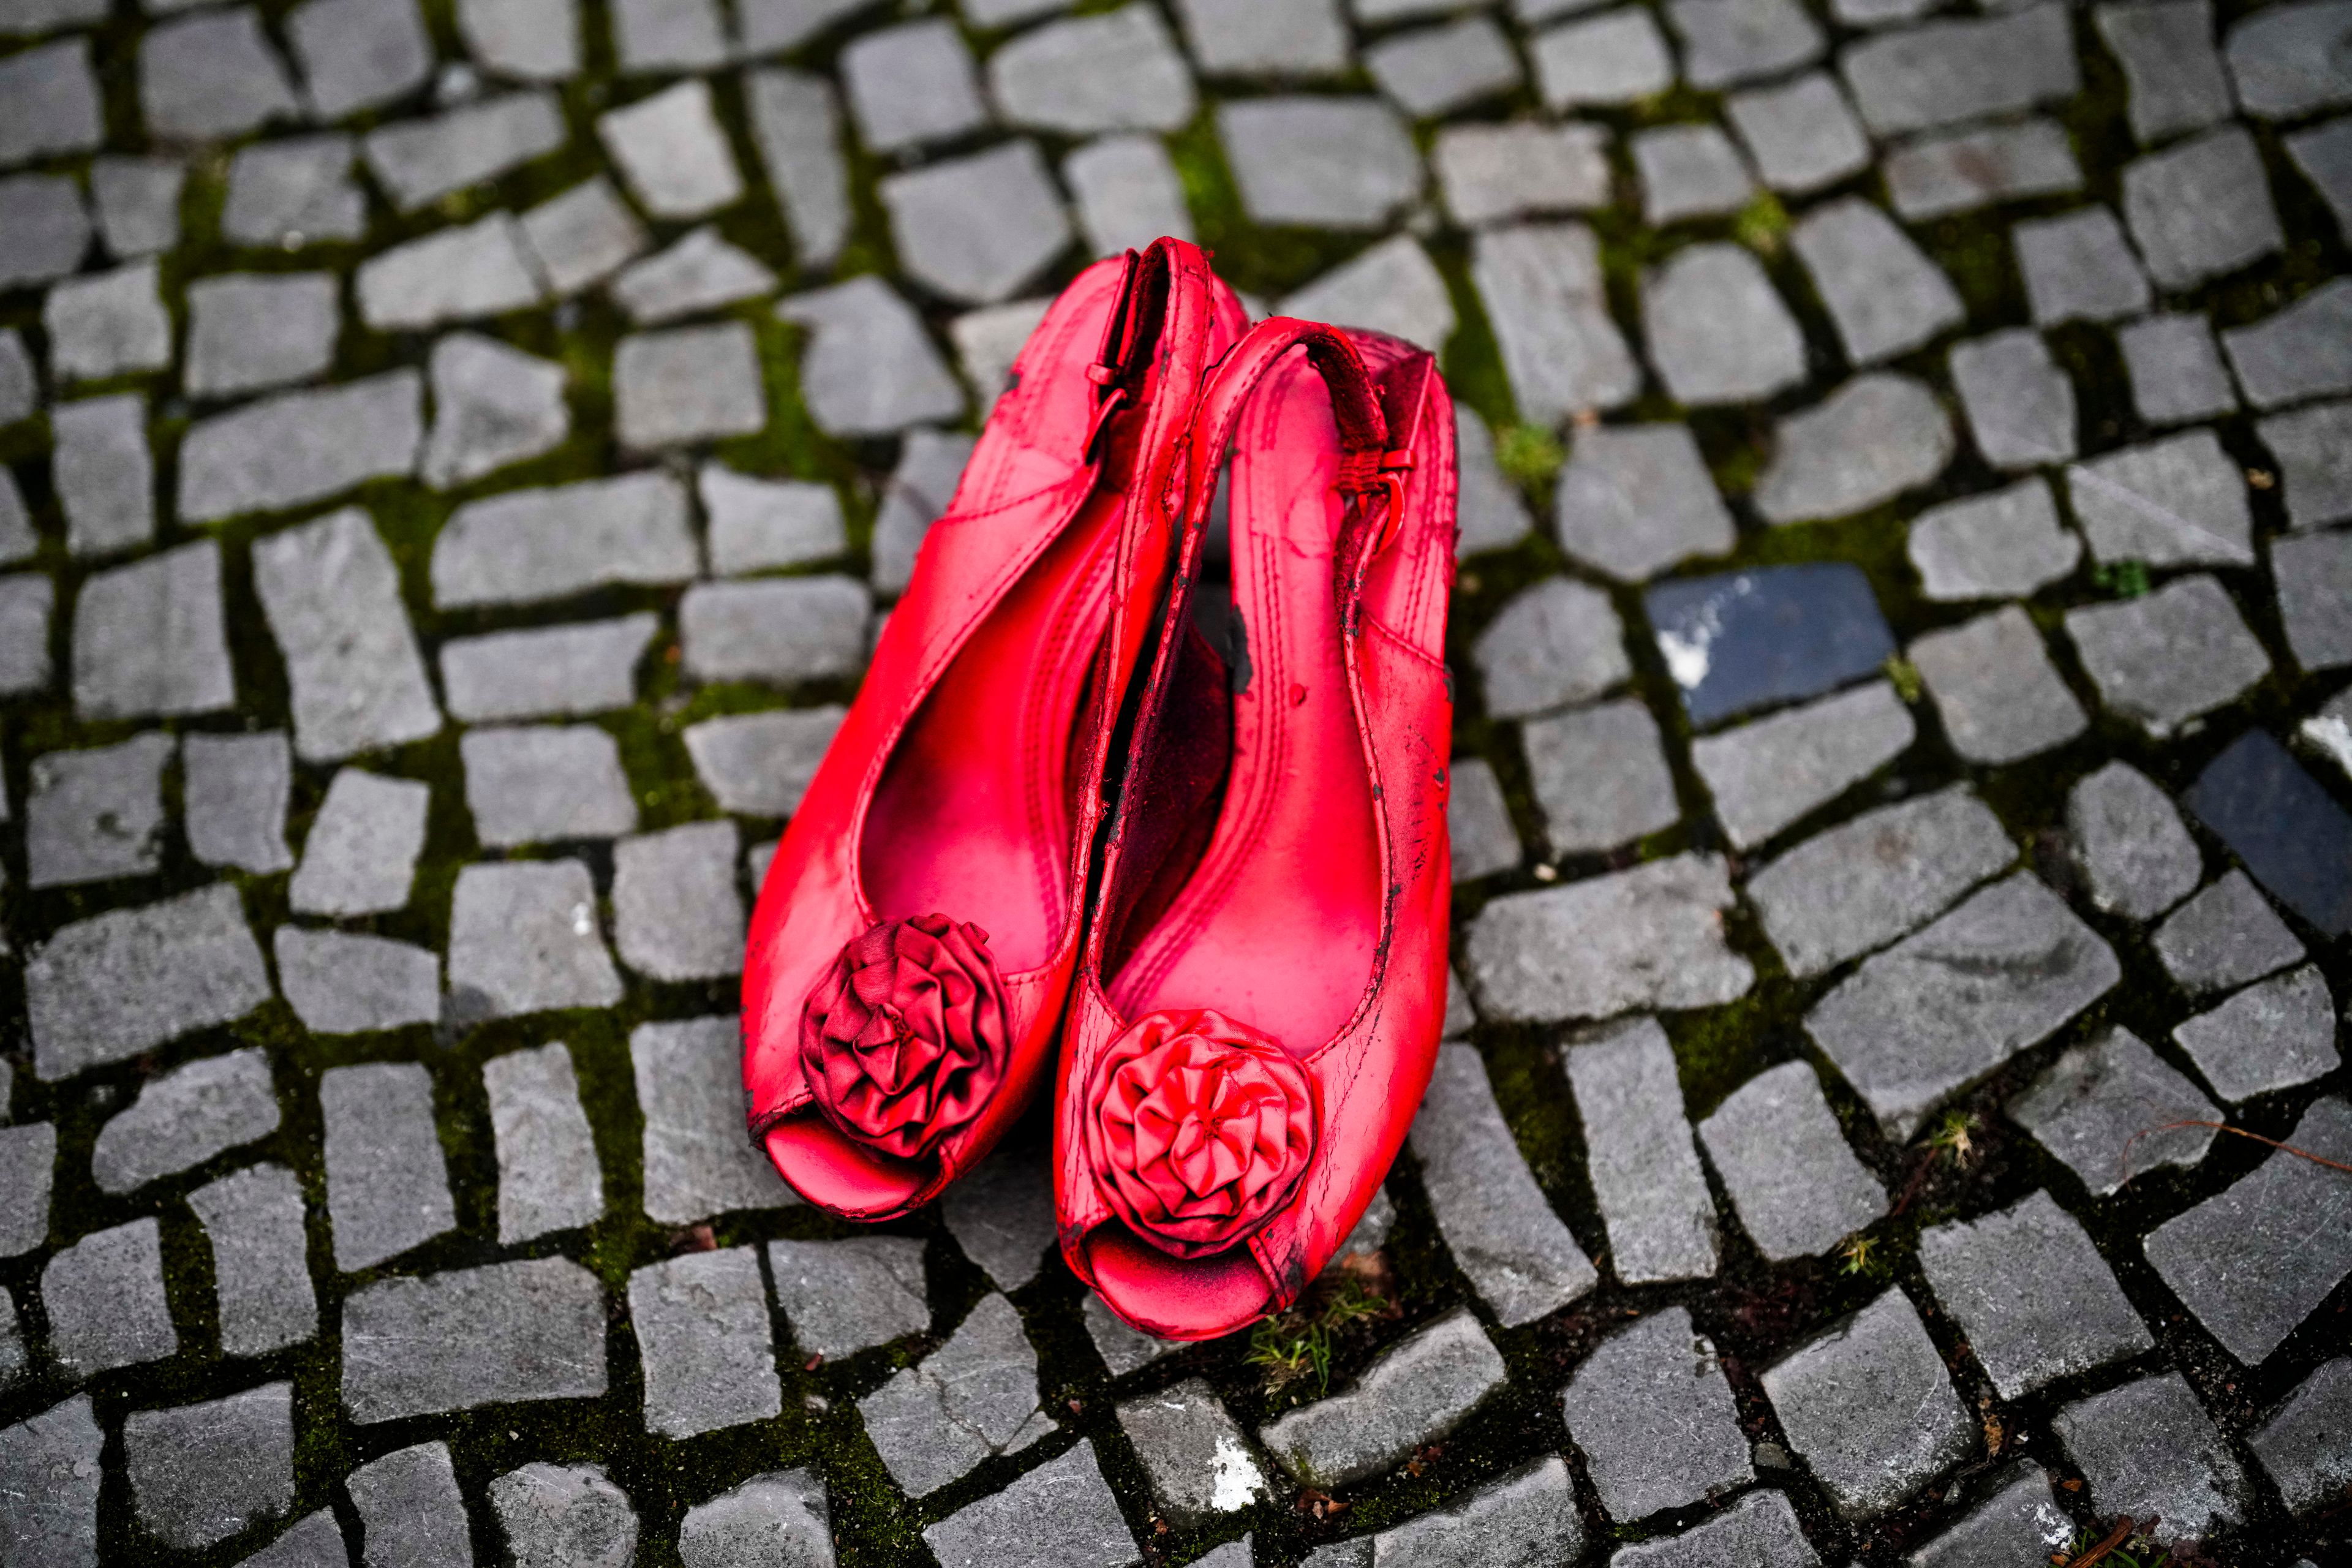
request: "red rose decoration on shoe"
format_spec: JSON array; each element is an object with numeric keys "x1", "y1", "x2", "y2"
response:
[
  {"x1": 799, "y1": 914, "x2": 1011, "y2": 1161},
  {"x1": 1085, "y1": 1008, "x2": 1317, "y2": 1259}
]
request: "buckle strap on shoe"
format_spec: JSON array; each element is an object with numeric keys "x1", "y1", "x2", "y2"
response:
[{"x1": 1086, "y1": 247, "x2": 1159, "y2": 459}]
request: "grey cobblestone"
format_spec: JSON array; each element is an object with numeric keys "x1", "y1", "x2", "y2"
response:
[
  {"x1": 1066, "y1": 135, "x2": 1196, "y2": 258},
  {"x1": 2251, "y1": 1357, "x2": 2352, "y2": 1517},
  {"x1": 1615, "y1": 1488, "x2": 1817, "y2": 1568},
  {"x1": 124, "y1": 1382, "x2": 294, "y2": 1550},
  {"x1": 2064, "y1": 574, "x2": 2271, "y2": 735},
  {"x1": 635, "y1": 1016, "x2": 797, "y2": 1223},
  {"x1": 27, "y1": 883, "x2": 271, "y2": 1080},
  {"x1": 1553, "y1": 420, "x2": 1735, "y2": 580},
  {"x1": 322, "y1": 1060, "x2": 455, "y2": 1272},
  {"x1": 940, "y1": 1136, "x2": 1058, "y2": 1291},
  {"x1": 366, "y1": 91, "x2": 567, "y2": 212},
  {"x1": 1218, "y1": 97, "x2": 1420, "y2": 230},
  {"x1": 46, "y1": 262, "x2": 172, "y2": 385},
  {"x1": 345, "y1": 1441, "x2": 472, "y2": 1562},
  {"x1": 2260, "y1": 401, "x2": 2352, "y2": 530},
  {"x1": 685, "y1": 706, "x2": 844, "y2": 816},
  {"x1": 1885, "y1": 119, "x2": 2081, "y2": 222},
  {"x1": 27, "y1": 731, "x2": 172, "y2": 889},
  {"x1": 769, "y1": 1235, "x2": 929, "y2": 1357},
  {"x1": 748, "y1": 69, "x2": 851, "y2": 272},
  {"x1": 2008, "y1": 1027, "x2": 2220, "y2": 1194},
  {"x1": 448, "y1": 858, "x2": 625, "y2": 1017},
  {"x1": 2056, "y1": 1373, "x2": 2249, "y2": 1544},
  {"x1": 1906, "y1": 478, "x2": 2079, "y2": 602},
  {"x1": 612, "y1": 228, "x2": 777, "y2": 326},
  {"x1": 222, "y1": 135, "x2": 365, "y2": 247},
  {"x1": 1643, "y1": 243, "x2": 1806, "y2": 406},
  {"x1": 423, "y1": 332, "x2": 570, "y2": 489},
  {"x1": 491, "y1": 1463, "x2": 638, "y2": 1568},
  {"x1": 290, "y1": 0, "x2": 431, "y2": 119},
  {"x1": 924, "y1": 1440, "x2": 1136, "y2": 1568},
  {"x1": 1950, "y1": 330, "x2": 2075, "y2": 470},
  {"x1": 1699, "y1": 1060, "x2": 1887, "y2": 1261},
  {"x1": 679, "y1": 1468, "x2": 833, "y2": 1567},
  {"x1": 2068, "y1": 429, "x2": 2253, "y2": 568},
  {"x1": 614, "y1": 821, "x2": 746, "y2": 981},
  {"x1": 1754, "y1": 372, "x2": 1954, "y2": 524},
  {"x1": 1366, "y1": 17, "x2": 1521, "y2": 118},
  {"x1": 843, "y1": 18, "x2": 987, "y2": 153},
  {"x1": 2121, "y1": 312, "x2": 2238, "y2": 425},
  {"x1": 1790, "y1": 200, "x2": 1965, "y2": 368},
  {"x1": 1918, "y1": 1189, "x2": 2151, "y2": 1400},
  {"x1": 1523, "y1": 698, "x2": 1678, "y2": 855},
  {"x1": 994, "y1": 6, "x2": 1196, "y2": 133},
  {"x1": 616, "y1": 322, "x2": 768, "y2": 450},
  {"x1": 2014, "y1": 206, "x2": 2152, "y2": 328},
  {"x1": 0, "y1": 172, "x2": 89, "y2": 291},
  {"x1": 0, "y1": 1123, "x2": 55, "y2": 1259},
  {"x1": 43, "y1": 1216, "x2": 178, "y2": 1374},
  {"x1": 777, "y1": 277, "x2": 965, "y2": 438},
  {"x1": 1280, "y1": 235, "x2": 1455, "y2": 353},
  {"x1": 185, "y1": 273, "x2": 337, "y2": 400},
  {"x1": 53, "y1": 394, "x2": 153, "y2": 558},
  {"x1": 633, "y1": 1246, "x2": 783, "y2": 1438},
  {"x1": 1117, "y1": 1379, "x2": 1268, "y2": 1525},
  {"x1": 873, "y1": 430, "x2": 976, "y2": 594},
  {"x1": 1433, "y1": 121, "x2": 1612, "y2": 227},
  {"x1": 485, "y1": 1041, "x2": 605, "y2": 1243},
  {"x1": 861, "y1": 1292, "x2": 1053, "y2": 1495},
  {"x1": 442, "y1": 614, "x2": 657, "y2": 723},
  {"x1": 1475, "y1": 221, "x2": 1639, "y2": 422},
  {"x1": 2274, "y1": 527, "x2": 2352, "y2": 670},
  {"x1": 138, "y1": 8, "x2": 301, "y2": 143},
  {"x1": 2127, "y1": 126, "x2": 2285, "y2": 291},
  {"x1": 458, "y1": 0, "x2": 581, "y2": 80},
  {"x1": 435, "y1": 471, "x2": 698, "y2": 608},
  {"x1": 2174, "y1": 963, "x2": 2339, "y2": 1101},
  {"x1": 1468, "y1": 853, "x2": 1755, "y2": 1022},
  {"x1": 598, "y1": 80, "x2": 744, "y2": 221},
  {"x1": 1562, "y1": 1306, "x2": 1749, "y2": 1518},
  {"x1": 520, "y1": 176, "x2": 647, "y2": 296},
  {"x1": 92, "y1": 1047, "x2": 278, "y2": 1194},
  {"x1": 1909, "y1": 1462, "x2": 2073, "y2": 1567},
  {"x1": 2068, "y1": 761, "x2": 2202, "y2": 920},
  {"x1": 1763, "y1": 1287, "x2": 1973, "y2": 1520},
  {"x1": 178, "y1": 371, "x2": 423, "y2": 524},
  {"x1": 72, "y1": 538, "x2": 235, "y2": 722},
  {"x1": 1750, "y1": 786, "x2": 2014, "y2": 978},
  {"x1": 461, "y1": 723, "x2": 638, "y2": 848},
  {"x1": 2223, "y1": 278, "x2": 2352, "y2": 411},
  {"x1": 1471, "y1": 575, "x2": 1629, "y2": 719},
  {"x1": 189, "y1": 1164, "x2": 317, "y2": 1357},
  {"x1": 1909, "y1": 605, "x2": 2087, "y2": 766},
  {"x1": 0, "y1": 1396, "x2": 104, "y2": 1567},
  {"x1": 1531, "y1": 7, "x2": 1675, "y2": 107},
  {"x1": 255, "y1": 508, "x2": 442, "y2": 763},
  {"x1": 1838, "y1": 4, "x2": 2079, "y2": 136},
  {"x1": 290, "y1": 767, "x2": 429, "y2": 916},
  {"x1": 1726, "y1": 70, "x2": 1871, "y2": 195},
  {"x1": 0, "y1": 572, "x2": 48, "y2": 697},
  {"x1": 2228, "y1": 0, "x2": 2352, "y2": 118},
  {"x1": 341, "y1": 1257, "x2": 608, "y2": 1422},
  {"x1": 1175, "y1": 0, "x2": 1349, "y2": 76},
  {"x1": 1692, "y1": 680, "x2": 1914, "y2": 850},
  {"x1": 1446, "y1": 755, "x2": 1518, "y2": 881},
  {"x1": 1260, "y1": 1309, "x2": 1507, "y2": 1489}
]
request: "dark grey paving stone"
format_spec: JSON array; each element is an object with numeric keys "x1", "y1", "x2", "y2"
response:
[
  {"x1": 26, "y1": 731, "x2": 171, "y2": 889},
  {"x1": 2003, "y1": 1025, "x2": 2220, "y2": 1194},
  {"x1": 1082, "y1": 1291, "x2": 1183, "y2": 1379},
  {"x1": 2260, "y1": 400, "x2": 2352, "y2": 529},
  {"x1": 2154, "y1": 870, "x2": 2306, "y2": 995},
  {"x1": 1466, "y1": 854, "x2": 1755, "y2": 1022},
  {"x1": 940, "y1": 1135, "x2": 1057, "y2": 1292},
  {"x1": 631, "y1": 1246, "x2": 782, "y2": 1438},
  {"x1": 422, "y1": 332, "x2": 568, "y2": 489},
  {"x1": 777, "y1": 277, "x2": 965, "y2": 439},
  {"x1": 1278, "y1": 234, "x2": 1456, "y2": 352},
  {"x1": 1554, "y1": 421, "x2": 1735, "y2": 581},
  {"x1": 189, "y1": 1164, "x2": 315, "y2": 1357},
  {"x1": 139, "y1": 8, "x2": 301, "y2": 143},
  {"x1": 1749, "y1": 786, "x2": 2014, "y2": 978},
  {"x1": 1562, "y1": 1306, "x2": 1749, "y2": 1519},
  {"x1": 2124, "y1": 125, "x2": 2284, "y2": 290},
  {"x1": 2120, "y1": 312, "x2": 2239, "y2": 425},
  {"x1": 1217, "y1": 96, "x2": 1422, "y2": 230},
  {"x1": 484, "y1": 1042, "x2": 604, "y2": 1244},
  {"x1": 1613, "y1": 1488, "x2": 1819, "y2": 1568},
  {"x1": 769, "y1": 1235, "x2": 928, "y2": 1359},
  {"x1": 0, "y1": 172, "x2": 89, "y2": 291},
  {"x1": 2054, "y1": 1373, "x2": 2249, "y2": 1544},
  {"x1": 1910, "y1": 604, "x2": 2088, "y2": 766},
  {"x1": 290, "y1": 767, "x2": 429, "y2": 916},
  {"x1": 680, "y1": 576, "x2": 870, "y2": 686},
  {"x1": 613, "y1": 821, "x2": 744, "y2": 982},
  {"x1": 1527, "y1": 699, "x2": 1678, "y2": 859},
  {"x1": 1260, "y1": 1309, "x2": 1507, "y2": 1489},
  {"x1": 1447, "y1": 756, "x2": 1520, "y2": 881},
  {"x1": 1174, "y1": 0, "x2": 1348, "y2": 75},
  {"x1": 2097, "y1": 0, "x2": 2233, "y2": 143},
  {"x1": 43, "y1": 1216, "x2": 178, "y2": 1374},
  {"x1": 2251, "y1": 1355, "x2": 2352, "y2": 1517},
  {"x1": 461, "y1": 724, "x2": 638, "y2": 848},
  {"x1": 2275, "y1": 526, "x2": 2352, "y2": 671},
  {"x1": 679, "y1": 1468, "x2": 832, "y2": 1567},
  {"x1": 1410, "y1": 1042, "x2": 1598, "y2": 1325},
  {"x1": 0, "y1": 1123, "x2": 54, "y2": 1258},
  {"x1": 1755, "y1": 372, "x2": 1954, "y2": 522},
  {"x1": 447, "y1": 859, "x2": 625, "y2": 1017},
  {"x1": 992, "y1": 4, "x2": 1196, "y2": 133},
  {"x1": 26, "y1": 883, "x2": 271, "y2": 1080},
  {"x1": 0, "y1": 1396, "x2": 104, "y2": 1567},
  {"x1": 2013, "y1": 205, "x2": 2152, "y2": 328},
  {"x1": 0, "y1": 327, "x2": 32, "y2": 428},
  {"x1": 2145, "y1": 1094, "x2": 2352, "y2": 1363},
  {"x1": 279, "y1": 927, "x2": 440, "y2": 1035},
  {"x1": 1642, "y1": 243, "x2": 1806, "y2": 405},
  {"x1": 1790, "y1": 200, "x2": 1966, "y2": 367},
  {"x1": 1698, "y1": 1058, "x2": 1887, "y2": 1261},
  {"x1": 1666, "y1": 0, "x2": 1821, "y2": 88},
  {"x1": 1530, "y1": 7, "x2": 1675, "y2": 106},
  {"x1": 1117, "y1": 1379, "x2": 1268, "y2": 1525},
  {"x1": 1807, "y1": 873, "x2": 2119, "y2": 1139},
  {"x1": 1886, "y1": 118, "x2": 2080, "y2": 221},
  {"x1": 1907, "y1": 478, "x2": 2079, "y2": 601},
  {"x1": 1474, "y1": 222, "x2": 1641, "y2": 423},
  {"x1": 611, "y1": 227, "x2": 777, "y2": 326},
  {"x1": 747, "y1": 68, "x2": 851, "y2": 273},
  {"x1": 684, "y1": 706, "x2": 846, "y2": 816},
  {"x1": 703, "y1": 466, "x2": 846, "y2": 575},
  {"x1": 1646, "y1": 561, "x2": 1895, "y2": 728},
  {"x1": 1906, "y1": 1461, "x2": 2075, "y2": 1567},
  {"x1": 860, "y1": 1292, "x2": 1052, "y2": 1495},
  {"x1": 872, "y1": 429, "x2": 976, "y2": 594},
  {"x1": 842, "y1": 17, "x2": 987, "y2": 152},
  {"x1": 322, "y1": 1061, "x2": 454, "y2": 1272},
  {"x1": 597, "y1": 80, "x2": 744, "y2": 221},
  {"x1": 222, "y1": 134, "x2": 365, "y2": 247},
  {"x1": 1433, "y1": 121, "x2": 1613, "y2": 227},
  {"x1": 1471, "y1": 576, "x2": 1629, "y2": 720},
  {"x1": 342, "y1": 1258, "x2": 608, "y2": 1422},
  {"x1": 0, "y1": 0, "x2": 105, "y2": 29},
  {"x1": 2064, "y1": 575, "x2": 2271, "y2": 736},
  {"x1": 1064, "y1": 135, "x2": 1195, "y2": 258},
  {"x1": 364, "y1": 89, "x2": 565, "y2": 211},
  {"x1": 345, "y1": 1441, "x2": 472, "y2": 1564},
  {"x1": 185, "y1": 274, "x2": 337, "y2": 400},
  {"x1": 434, "y1": 471, "x2": 698, "y2": 609},
  {"x1": 232, "y1": 1509, "x2": 348, "y2": 1568},
  {"x1": 2067, "y1": 428, "x2": 2253, "y2": 568},
  {"x1": 0, "y1": 570, "x2": 49, "y2": 698},
  {"x1": 1918, "y1": 1189, "x2": 2151, "y2": 1400},
  {"x1": 125, "y1": 1382, "x2": 294, "y2": 1550},
  {"x1": 1950, "y1": 330, "x2": 2075, "y2": 470},
  {"x1": 1692, "y1": 679, "x2": 1915, "y2": 851},
  {"x1": 92, "y1": 1047, "x2": 277, "y2": 1195},
  {"x1": 1763, "y1": 1287, "x2": 1973, "y2": 1520},
  {"x1": 2227, "y1": 0, "x2": 2352, "y2": 118},
  {"x1": 615, "y1": 322, "x2": 767, "y2": 450},
  {"x1": 178, "y1": 371, "x2": 423, "y2": 525},
  {"x1": 442, "y1": 614, "x2": 656, "y2": 724},
  {"x1": 289, "y1": 0, "x2": 431, "y2": 119},
  {"x1": 255, "y1": 508, "x2": 441, "y2": 763},
  {"x1": 518, "y1": 176, "x2": 646, "y2": 297},
  {"x1": 457, "y1": 0, "x2": 581, "y2": 79},
  {"x1": 46, "y1": 261, "x2": 172, "y2": 384},
  {"x1": 1373, "y1": 1457, "x2": 1583, "y2": 1565},
  {"x1": 490, "y1": 1463, "x2": 638, "y2": 1568},
  {"x1": 612, "y1": 0, "x2": 726, "y2": 71},
  {"x1": 2184, "y1": 728, "x2": 2352, "y2": 937},
  {"x1": 1365, "y1": 16, "x2": 1520, "y2": 118},
  {"x1": 2174, "y1": 963, "x2": 2339, "y2": 1101},
  {"x1": 635, "y1": 1017, "x2": 797, "y2": 1223},
  {"x1": 924, "y1": 1440, "x2": 1137, "y2": 1568},
  {"x1": 2288, "y1": 116, "x2": 2352, "y2": 238},
  {"x1": 1726, "y1": 70, "x2": 1870, "y2": 195},
  {"x1": 1838, "y1": 3, "x2": 2079, "y2": 135},
  {"x1": 53, "y1": 393, "x2": 153, "y2": 559},
  {"x1": 0, "y1": 37, "x2": 102, "y2": 168},
  {"x1": 2068, "y1": 760, "x2": 2201, "y2": 921}
]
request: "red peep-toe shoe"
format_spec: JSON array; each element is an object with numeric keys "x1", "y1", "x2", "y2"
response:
[
  {"x1": 1054, "y1": 319, "x2": 1457, "y2": 1337},
  {"x1": 742, "y1": 240, "x2": 1248, "y2": 1218}
]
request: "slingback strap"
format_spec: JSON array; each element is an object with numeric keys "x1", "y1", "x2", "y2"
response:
[
  {"x1": 1085, "y1": 247, "x2": 1164, "y2": 459},
  {"x1": 1340, "y1": 352, "x2": 1438, "y2": 566},
  {"x1": 1181, "y1": 317, "x2": 1390, "y2": 545}
]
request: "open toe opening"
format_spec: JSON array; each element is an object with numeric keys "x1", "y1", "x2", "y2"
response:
[
  {"x1": 764, "y1": 1118, "x2": 930, "y2": 1219},
  {"x1": 1082, "y1": 1224, "x2": 1273, "y2": 1341}
]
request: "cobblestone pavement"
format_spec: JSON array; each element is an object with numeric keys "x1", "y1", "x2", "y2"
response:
[{"x1": 1, "y1": 0, "x2": 2350, "y2": 1562}]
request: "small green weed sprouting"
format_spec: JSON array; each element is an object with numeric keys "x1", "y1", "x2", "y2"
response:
[
  {"x1": 1929, "y1": 1109, "x2": 1981, "y2": 1169},
  {"x1": 1494, "y1": 423, "x2": 1566, "y2": 493},
  {"x1": 1733, "y1": 190, "x2": 1792, "y2": 255},
  {"x1": 2094, "y1": 560, "x2": 2152, "y2": 598},
  {"x1": 2055, "y1": 1521, "x2": 2171, "y2": 1568},
  {"x1": 1246, "y1": 1316, "x2": 1333, "y2": 1395},
  {"x1": 1883, "y1": 655, "x2": 1924, "y2": 703},
  {"x1": 1836, "y1": 1232, "x2": 1879, "y2": 1276}
]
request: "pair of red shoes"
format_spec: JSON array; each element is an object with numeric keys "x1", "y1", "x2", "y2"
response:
[{"x1": 741, "y1": 239, "x2": 1457, "y2": 1341}]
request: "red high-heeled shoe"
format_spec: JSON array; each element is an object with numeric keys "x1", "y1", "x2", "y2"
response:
[
  {"x1": 1054, "y1": 320, "x2": 1457, "y2": 1338},
  {"x1": 742, "y1": 240, "x2": 1248, "y2": 1219}
]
